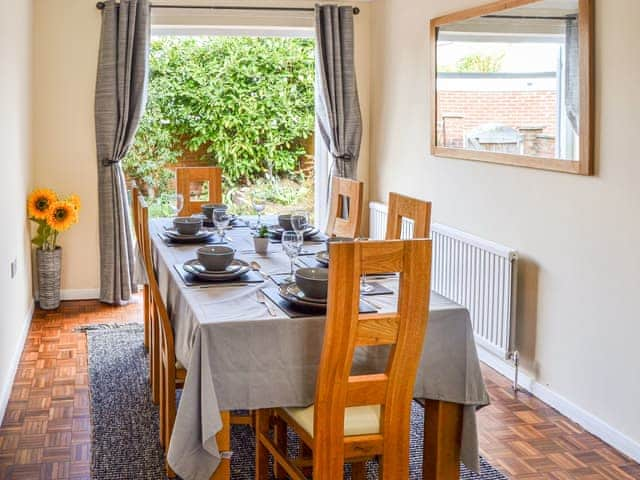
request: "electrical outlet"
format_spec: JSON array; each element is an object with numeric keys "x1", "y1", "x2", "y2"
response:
[{"x1": 10, "y1": 259, "x2": 17, "y2": 279}]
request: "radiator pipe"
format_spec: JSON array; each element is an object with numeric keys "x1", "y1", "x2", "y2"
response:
[{"x1": 511, "y1": 350, "x2": 520, "y2": 393}]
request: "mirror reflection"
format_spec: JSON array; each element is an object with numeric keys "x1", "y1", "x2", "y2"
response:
[{"x1": 436, "y1": 0, "x2": 580, "y2": 161}]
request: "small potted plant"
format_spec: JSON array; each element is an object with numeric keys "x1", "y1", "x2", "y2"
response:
[
  {"x1": 253, "y1": 224, "x2": 270, "y2": 254},
  {"x1": 27, "y1": 189, "x2": 81, "y2": 310}
]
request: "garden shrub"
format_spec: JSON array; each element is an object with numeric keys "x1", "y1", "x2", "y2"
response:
[{"x1": 123, "y1": 36, "x2": 315, "y2": 195}]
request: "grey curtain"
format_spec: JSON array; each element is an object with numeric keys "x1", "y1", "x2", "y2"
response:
[
  {"x1": 565, "y1": 15, "x2": 579, "y2": 133},
  {"x1": 95, "y1": 0, "x2": 150, "y2": 304},
  {"x1": 315, "y1": 5, "x2": 362, "y2": 180}
]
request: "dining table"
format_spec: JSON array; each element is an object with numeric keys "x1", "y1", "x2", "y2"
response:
[{"x1": 147, "y1": 216, "x2": 490, "y2": 480}]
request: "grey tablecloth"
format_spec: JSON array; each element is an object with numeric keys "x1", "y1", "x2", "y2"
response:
[{"x1": 148, "y1": 219, "x2": 489, "y2": 480}]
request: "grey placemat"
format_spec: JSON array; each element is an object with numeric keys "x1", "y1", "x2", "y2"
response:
[
  {"x1": 157, "y1": 232, "x2": 226, "y2": 248},
  {"x1": 261, "y1": 287, "x2": 377, "y2": 318}
]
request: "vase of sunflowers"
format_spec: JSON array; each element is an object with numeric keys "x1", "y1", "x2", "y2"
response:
[{"x1": 28, "y1": 189, "x2": 81, "y2": 310}]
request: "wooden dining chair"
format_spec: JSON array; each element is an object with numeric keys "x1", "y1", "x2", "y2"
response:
[
  {"x1": 255, "y1": 238, "x2": 433, "y2": 480},
  {"x1": 326, "y1": 176, "x2": 364, "y2": 238},
  {"x1": 131, "y1": 185, "x2": 151, "y2": 353},
  {"x1": 137, "y1": 196, "x2": 231, "y2": 478},
  {"x1": 176, "y1": 166, "x2": 223, "y2": 216},
  {"x1": 385, "y1": 192, "x2": 432, "y2": 240},
  {"x1": 135, "y1": 194, "x2": 161, "y2": 409}
]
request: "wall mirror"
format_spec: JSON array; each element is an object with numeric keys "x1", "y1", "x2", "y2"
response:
[{"x1": 430, "y1": 0, "x2": 593, "y2": 175}]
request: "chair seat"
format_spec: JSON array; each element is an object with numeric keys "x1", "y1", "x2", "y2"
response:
[{"x1": 283, "y1": 404, "x2": 381, "y2": 437}]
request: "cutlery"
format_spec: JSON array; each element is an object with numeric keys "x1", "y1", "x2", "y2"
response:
[
  {"x1": 256, "y1": 290, "x2": 279, "y2": 317},
  {"x1": 249, "y1": 261, "x2": 269, "y2": 279}
]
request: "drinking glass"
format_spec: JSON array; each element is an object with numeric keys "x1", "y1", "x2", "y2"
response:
[
  {"x1": 291, "y1": 210, "x2": 309, "y2": 240},
  {"x1": 167, "y1": 193, "x2": 184, "y2": 218},
  {"x1": 358, "y1": 237, "x2": 374, "y2": 293},
  {"x1": 213, "y1": 208, "x2": 231, "y2": 243},
  {"x1": 282, "y1": 231, "x2": 303, "y2": 282},
  {"x1": 251, "y1": 192, "x2": 267, "y2": 227}
]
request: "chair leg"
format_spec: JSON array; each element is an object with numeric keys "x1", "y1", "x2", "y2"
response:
[
  {"x1": 273, "y1": 415, "x2": 288, "y2": 479},
  {"x1": 150, "y1": 309, "x2": 160, "y2": 405},
  {"x1": 352, "y1": 462, "x2": 367, "y2": 480},
  {"x1": 255, "y1": 409, "x2": 272, "y2": 480},
  {"x1": 159, "y1": 365, "x2": 165, "y2": 449},
  {"x1": 143, "y1": 285, "x2": 150, "y2": 349},
  {"x1": 379, "y1": 414, "x2": 410, "y2": 479},
  {"x1": 165, "y1": 371, "x2": 176, "y2": 450}
]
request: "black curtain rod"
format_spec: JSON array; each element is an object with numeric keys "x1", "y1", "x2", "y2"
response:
[
  {"x1": 96, "y1": 2, "x2": 360, "y2": 14},
  {"x1": 482, "y1": 14, "x2": 575, "y2": 20}
]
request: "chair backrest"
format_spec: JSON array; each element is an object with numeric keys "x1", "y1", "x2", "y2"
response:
[
  {"x1": 326, "y1": 177, "x2": 364, "y2": 238},
  {"x1": 176, "y1": 166, "x2": 223, "y2": 216},
  {"x1": 385, "y1": 192, "x2": 432, "y2": 240},
  {"x1": 314, "y1": 239, "x2": 432, "y2": 452},
  {"x1": 136, "y1": 195, "x2": 177, "y2": 375}
]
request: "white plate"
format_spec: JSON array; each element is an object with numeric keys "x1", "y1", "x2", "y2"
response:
[
  {"x1": 183, "y1": 259, "x2": 250, "y2": 281},
  {"x1": 165, "y1": 229, "x2": 213, "y2": 241},
  {"x1": 315, "y1": 251, "x2": 330, "y2": 266},
  {"x1": 185, "y1": 260, "x2": 243, "y2": 274},
  {"x1": 279, "y1": 283, "x2": 327, "y2": 306},
  {"x1": 268, "y1": 226, "x2": 319, "y2": 240}
]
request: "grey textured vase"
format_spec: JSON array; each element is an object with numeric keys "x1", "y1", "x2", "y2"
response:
[{"x1": 37, "y1": 247, "x2": 62, "y2": 310}]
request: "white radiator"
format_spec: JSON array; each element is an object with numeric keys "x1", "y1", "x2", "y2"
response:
[{"x1": 369, "y1": 201, "x2": 518, "y2": 360}]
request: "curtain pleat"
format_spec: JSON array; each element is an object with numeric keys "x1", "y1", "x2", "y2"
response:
[
  {"x1": 95, "y1": 0, "x2": 150, "y2": 304},
  {"x1": 315, "y1": 5, "x2": 362, "y2": 180}
]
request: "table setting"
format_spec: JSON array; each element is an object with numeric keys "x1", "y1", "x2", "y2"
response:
[{"x1": 145, "y1": 204, "x2": 490, "y2": 480}]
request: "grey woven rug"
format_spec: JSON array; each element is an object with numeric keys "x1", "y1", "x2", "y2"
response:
[{"x1": 86, "y1": 324, "x2": 507, "y2": 480}]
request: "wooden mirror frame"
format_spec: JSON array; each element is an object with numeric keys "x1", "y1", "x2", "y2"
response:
[{"x1": 430, "y1": 0, "x2": 594, "y2": 175}]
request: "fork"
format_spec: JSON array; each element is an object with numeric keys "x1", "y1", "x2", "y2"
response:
[{"x1": 256, "y1": 290, "x2": 279, "y2": 317}]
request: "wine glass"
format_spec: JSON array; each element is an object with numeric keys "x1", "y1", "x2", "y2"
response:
[
  {"x1": 282, "y1": 231, "x2": 303, "y2": 282},
  {"x1": 291, "y1": 210, "x2": 309, "y2": 241},
  {"x1": 358, "y1": 237, "x2": 374, "y2": 293},
  {"x1": 167, "y1": 193, "x2": 184, "y2": 218},
  {"x1": 251, "y1": 192, "x2": 267, "y2": 227},
  {"x1": 213, "y1": 208, "x2": 231, "y2": 243}
]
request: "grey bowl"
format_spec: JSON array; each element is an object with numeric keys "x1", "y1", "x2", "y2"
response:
[
  {"x1": 201, "y1": 203, "x2": 228, "y2": 220},
  {"x1": 173, "y1": 217, "x2": 203, "y2": 235},
  {"x1": 295, "y1": 268, "x2": 329, "y2": 300},
  {"x1": 197, "y1": 245, "x2": 235, "y2": 271},
  {"x1": 278, "y1": 214, "x2": 293, "y2": 230},
  {"x1": 326, "y1": 236, "x2": 353, "y2": 252}
]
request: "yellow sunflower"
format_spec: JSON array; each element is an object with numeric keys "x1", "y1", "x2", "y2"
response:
[
  {"x1": 47, "y1": 201, "x2": 78, "y2": 232},
  {"x1": 67, "y1": 194, "x2": 81, "y2": 211},
  {"x1": 27, "y1": 189, "x2": 57, "y2": 220}
]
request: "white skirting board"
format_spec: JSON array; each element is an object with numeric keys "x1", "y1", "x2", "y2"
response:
[
  {"x1": 478, "y1": 347, "x2": 640, "y2": 463},
  {"x1": 60, "y1": 289, "x2": 100, "y2": 300},
  {"x1": 0, "y1": 299, "x2": 35, "y2": 425}
]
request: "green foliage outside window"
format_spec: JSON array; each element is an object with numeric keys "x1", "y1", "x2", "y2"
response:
[
  {"x1": 438, "y1": 52, "x2": 505, "y2": 73},
  {"x1": 123, "y1": 36, "x2": 315, "y2": 195}
]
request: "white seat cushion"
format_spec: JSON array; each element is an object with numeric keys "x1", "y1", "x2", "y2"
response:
[{"x1": 283, "y1": 404, "x2": 381, "y2": 437}]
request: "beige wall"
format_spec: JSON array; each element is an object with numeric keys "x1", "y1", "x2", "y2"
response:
[
  {"x1": 32, "y1": 0, "x2": 102, "y2": 297},
  {"x1": 0, "y1": 0, "x2": 34, "y2": 412},
  {"x1": 369, "y1": 0, "x2": 640, "y2": 448},
  {"x1": 31, "y1": 0, "x2": 371, "y2": 295}
]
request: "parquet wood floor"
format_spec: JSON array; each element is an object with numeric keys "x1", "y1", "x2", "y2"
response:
[{"x1": 0, "y1": 297, "x2": 638, "y2": 479}]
